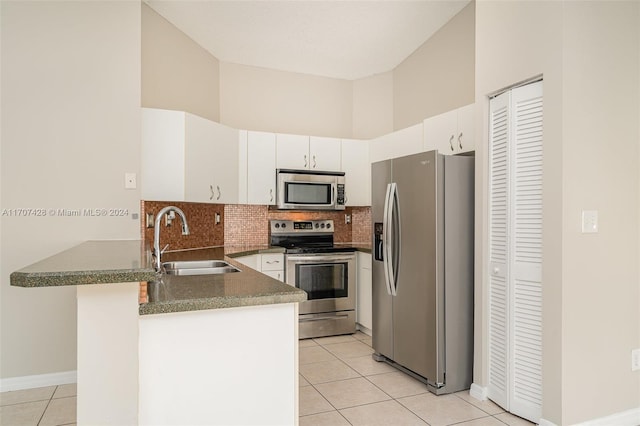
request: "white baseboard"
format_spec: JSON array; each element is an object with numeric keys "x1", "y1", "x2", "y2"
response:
[
  {"x1": 469, "y1": 383, "x2": 488, "y2": 401},
  {"x1": 0, "y1": 370, "x2": 77, "y2": 392},
  {"x1": 356, "y1": 324, "x2": 372, "y2": 337},
  {"x1": 538, "y1": 418, "x2": 557, "y2": 426},
  {"x1": 573, "y1": 407, "x2": 640, "y2": 426}
]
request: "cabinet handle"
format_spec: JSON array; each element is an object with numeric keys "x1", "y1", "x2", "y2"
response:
[
  {"x1": 269, "y1": 188, "x2": 274, "y2": 203},
  {"x1": 313, "y1": 155, "x2": 317, "y2": 169},
  {"x1": 458, "y1": 132, "x2": 463, "y2": 150},
  {"x1": 304, "y1": 154, "x2": 308, "y2": 168},
  {"x1": 266, "y1": 260, "x2": 280, "y2": 264},
  {"x1": 209, "y1": 185, "x2": 214, "y2": 201},
  {"x1": 216, "y1": 185, "x2": 221, "y2": 200},
  {"x1": 449, "y1": 135, "x2": 455, "y2": 152}
]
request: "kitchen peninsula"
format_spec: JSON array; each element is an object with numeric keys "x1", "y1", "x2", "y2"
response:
[{"x1": 10, "y1": 240, "x2": 306, "y2": 426}]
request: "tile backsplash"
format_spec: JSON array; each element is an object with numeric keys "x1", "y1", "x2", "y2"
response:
[
  {"x1": 141, "y1": 201, "x2": 225, "y2": 251},
  {"x1": 141, "y1": 201, "x2": 371, "y2": 249}
]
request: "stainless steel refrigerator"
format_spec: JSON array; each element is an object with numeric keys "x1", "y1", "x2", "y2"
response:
[{"x1": 371, "y1": 150, "x2": 474, "y2": 395}]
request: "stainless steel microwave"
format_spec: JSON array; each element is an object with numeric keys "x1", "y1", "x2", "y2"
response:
[{"x1": 276, "y1": 169, "x2": 346, "y2": 210}]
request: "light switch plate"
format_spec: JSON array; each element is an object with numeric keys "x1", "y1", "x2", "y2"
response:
[
  {"x1": 632, "y1": 348, "x2": 640, "y2": 371},
  {"x1": 581, "y1": 210, "x2": 598, "y2": 233},
  {"x1": 125, "y1": 172, "x2": 137, "y2": 189}
]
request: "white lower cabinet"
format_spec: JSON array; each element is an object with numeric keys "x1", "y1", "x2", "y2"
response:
[
  {"x1": 356, "y1": 252, "x2": 372, "y2": 334},
  {"x1": 235, "y1": 253, "x2": 284, "y2": 282}
]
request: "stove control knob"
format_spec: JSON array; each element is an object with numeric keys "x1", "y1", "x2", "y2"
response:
[
  {"x1": 320, "y1": 223, "x2": 326, "y2": 229},
  {"x1": 315, "y1": 223, "x2": 319, "y2": 228},
  {"x1": 281, "y1": 223, "x2": 286, "y2": 229},
  {"x1": 326, "y1": 223, "x2": 331, "y2": 229},
  {"x1": 275, "y1": 223, "x2": 280, "y2": 229}
]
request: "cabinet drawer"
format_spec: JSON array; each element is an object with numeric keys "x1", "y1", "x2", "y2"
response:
[{"x1": 261, "y1": 254, "x2": 284, "y2": 271}]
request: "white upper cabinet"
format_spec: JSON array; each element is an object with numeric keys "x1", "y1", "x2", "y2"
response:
[
  {"x1": 142, "y1": 108, "x2": 186, "y2": 201},
  {"x1": 309, "y1": 136, "x2": 342, "y2": 171},
  {"x1": 142, "y1": 108, "x2": 239, "y2": 203},
  {"x1": 276, "y1": 133, "x2": 341, "y2": 171},
  {"x1": 341, "y1": 139, "x2": 371, "y2": 206},
  {"x1": 369, "y1": 123, "x2": 424, "y2": 163},
  {"x1": 423, "y1": 103, "x2": 475, "y2": 155},
  {"x1": 246, "y1": 131, "x2": 276, "y2": 205},
  {"x1": 184, "y1": 114, "x2": 239, "y2": 204}
]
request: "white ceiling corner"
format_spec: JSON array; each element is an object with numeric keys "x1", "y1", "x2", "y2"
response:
[{"x1": 145, "y1": 0, "x2": 471, "y2": 81}]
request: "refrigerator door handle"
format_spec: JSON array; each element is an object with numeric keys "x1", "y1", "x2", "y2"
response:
[
  {"x1": 384, "y1": 182, "x2": 399, "y2": 296},
  {"x1": 382, "y1": 183, "x2": 394, "y2": 296},
  {"x1": 391, "y1": 183, "x2": 402, "y2": 296},
  {"x1": 389, "y1": 182, "x2": 400, "y2": 296}
]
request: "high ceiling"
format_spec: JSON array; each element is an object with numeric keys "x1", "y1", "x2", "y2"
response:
[{"x1": 145, "y1": 1, "x2": 470, "y2": 81}]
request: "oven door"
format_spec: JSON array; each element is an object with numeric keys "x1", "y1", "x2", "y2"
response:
[{"x1": 285, "y1": 253, "x2": 355, "y2": 315}]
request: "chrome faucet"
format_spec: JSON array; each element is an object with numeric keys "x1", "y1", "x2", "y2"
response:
[{"x1": 153, "y1": 206, "x2": 190, "y2": 271}]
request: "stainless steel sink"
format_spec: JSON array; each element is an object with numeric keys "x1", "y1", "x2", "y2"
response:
[{"x1": 162, "y1": 260, "x2": 240, "y2": 276}]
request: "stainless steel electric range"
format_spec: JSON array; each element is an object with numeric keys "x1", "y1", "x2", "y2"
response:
[{"x1": 270, "y1": 219, "x2": 357, "y2": 339}]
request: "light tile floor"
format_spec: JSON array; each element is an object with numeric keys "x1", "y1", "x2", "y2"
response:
[
  {"x1": 0, "y1": 332, "x2": 535, "y2": 426},
  {"x1": 299, "y1": 331, "x2": 535, "y2": 426},
  {"x1": 0, "y1": 383, "x2": 76, "y2": 426}
]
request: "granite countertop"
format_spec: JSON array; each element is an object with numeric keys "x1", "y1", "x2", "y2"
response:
[
  {"x1": 10, "y1": 241, "x2": 371, "y2": 315},
  {"x1": 142, "y1": 246, "x2": 305, "y2": 315},
  {"x1": 10, "y1": 240, "x2": 158, "y2": 287}
]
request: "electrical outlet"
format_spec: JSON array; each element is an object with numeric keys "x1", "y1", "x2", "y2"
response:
[
  {"x1": 146, "y1": 213, "x2": 155, "y2": 228},
  {"x1": 632, "y1": 348, "x2": 640, "y2": 371}
]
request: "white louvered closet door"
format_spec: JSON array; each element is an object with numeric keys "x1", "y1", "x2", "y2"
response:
[{"x1": 488, "y1": 80, "x2": 543, "y2": 424}]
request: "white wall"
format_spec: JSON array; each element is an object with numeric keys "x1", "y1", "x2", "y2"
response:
[
  {"x1": 142, "y1": 4, "x2": 220, "y2": 122},
  {"x1": 393, "y1": 2, "x2": 475, "y2": 130},
  {"x1": 219, "y1": 62, "x2": 353, "y2": 138},
  {"x1": 476, "y1": 1, "x2": 640, "y2": 424},
  {"x1": 352, "y1": 72, "x2": 394, "y2": 139},
  {"x1": 561, "y1": 2, "x2": 639, "y2": 423},
  {"x1": 0, "y1": 1, "x2": 141, "y2": 381}
]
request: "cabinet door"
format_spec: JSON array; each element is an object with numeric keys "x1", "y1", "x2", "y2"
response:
[
  {"x1": 184, "y1": 113, "x2": 217, "y2": 203},
  {"x1": 262, "y1": 270, "x2": 284, "y2": 282},
  {"x1": 456, "y1": 103, "x2": 475, "y2": 154},
  {"x1": 247, "y1": 131, "x2": 276, "y2": 205},
  {"x1": 309, "y1": 136, "x2": 341, "y2": 171},
  {"x1": 370, "y1": 123, "x2": 424, "y2": 163},
  {"x1": 209, "y1": 122, "x2": 239, "y2": 204},
  {"x1": 423, "y1": 110, "x2": 457, "y2": 155},
  {"x1": 141, "y1": 108, "x2": 186, "y2": 201},
  {"x1": 233, "y1": 254, "x2": 260, "y2": 270},
  {"x1": 276, "y1": 133, "x2": 309, "y2": 170},
  {"x1": 356, "y1": 252, "x2": 373, "y2": 332},
  {"x1": 341, "y1": 139, "x2": 370, "y2": 206}
]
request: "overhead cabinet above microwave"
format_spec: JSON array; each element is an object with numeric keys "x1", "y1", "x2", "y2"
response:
[{"x1": 276, "y1": 134, "x2": 342, "y2": 172}]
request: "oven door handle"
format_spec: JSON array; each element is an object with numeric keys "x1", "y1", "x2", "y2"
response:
[
  {"x1": 286, "y1": 254, "x2": 355, "y2": 263},
  {"x1": 299, "y1": 313, "x2": 350, "y2": 322}
]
